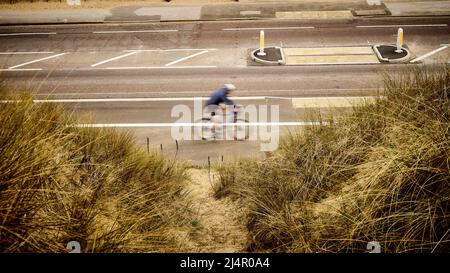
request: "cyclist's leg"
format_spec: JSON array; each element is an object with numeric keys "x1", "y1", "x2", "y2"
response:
[
  {"x1": 204, "y1": 104, "x2": 220, "y2": 117},
  {"x1": 203, "y1": 104, "x2": 221, "y2": 140}
]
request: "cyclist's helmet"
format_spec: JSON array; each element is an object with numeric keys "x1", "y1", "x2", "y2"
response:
[{"x1": 224, "y1": 83, "x2": 236, "y2": 92}]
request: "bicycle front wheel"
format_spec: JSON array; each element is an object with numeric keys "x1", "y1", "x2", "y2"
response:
[{"x1": 194, "y1": 117, "x2": 214, "y2": 140}]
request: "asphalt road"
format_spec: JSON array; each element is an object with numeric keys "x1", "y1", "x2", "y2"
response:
[{"x1": 1, "y1": 17, "x2": 449, "y2": 163}]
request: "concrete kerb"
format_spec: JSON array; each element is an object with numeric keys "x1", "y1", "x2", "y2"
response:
[
  {"x1": 351, "y1": 8, "x2": 391, "y2": 17},
  {"x1": 279, "y1": 47, "x2": 286, "y2": 65},
  {"x1": 4, "y1": 0, "x2": 450, "y2": 26},
  {"x1": 373, "y1": 44, "x2": 412, "y2": 63},
  {"x1": 251, "y1": 47, "x2": 285, "y2": 65},
  {"x1": 0, "y1": 16, "x2": 353, "y2": 26},
  {"x1": 0, "y1": 0, "x2": 388, "y2": 26},
  {"x1": 0, "y1": 7, "x2": 394, "y2": 26}
]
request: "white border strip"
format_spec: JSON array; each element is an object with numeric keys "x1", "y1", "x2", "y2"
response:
[
  {"x1": 8, "y1": 53, "x2": 66, "y2": 69},
  {"x1": 90, "y1": 51, "x2": 138, "y2": 67}
]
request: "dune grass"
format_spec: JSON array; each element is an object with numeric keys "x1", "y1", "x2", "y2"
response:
[
  {"x1": 1, "y1": 65, "x2": 448, "y2": 253},
  {"x1": 214, "y1": 65, "x2": 450, "y2": 253},
  {"x1": 0, "y1": 94, "x2": 190, "y2": 252}
]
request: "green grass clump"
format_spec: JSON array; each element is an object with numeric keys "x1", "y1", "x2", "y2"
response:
[
  {"x1": 214, "y1": 65, "x2": 450, "y2": 253},
  {"x1": 0, "y1": 95, "x2": 188, "y2": 252}
]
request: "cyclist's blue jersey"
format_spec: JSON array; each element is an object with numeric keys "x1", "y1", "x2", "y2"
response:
[{"x1": 206, "y1": 88, "x2": 233, "y2": 106}]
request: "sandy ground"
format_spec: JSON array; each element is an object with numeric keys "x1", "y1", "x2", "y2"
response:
[
  {"x1": 0, "y1": 0, "x2": 238, "y2": 10},
  {"x1": 0, "y1": 0, "x2": 410, "y2": 11},
  {"x1": 173, "y1": 168, "x2": 248, "y2": 252}
]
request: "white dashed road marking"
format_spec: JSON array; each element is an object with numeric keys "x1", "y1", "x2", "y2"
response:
[
  {"x1": 8, "y1": 52, "x2": 66, "y2": 69},
  {"x1": 165, "y1": 50, "x2": 209, "y2": 66},
  {"x1": 90, "y1": 51, "x2": 138, "y2": 67},
  {"x1": 410, "y1": 45, "x2": 450, "y2": 63}
]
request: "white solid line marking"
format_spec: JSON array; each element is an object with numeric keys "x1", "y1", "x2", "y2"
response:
[
  {"x1": 90, "y1": 51, "x2": 138, "y2": 67},
  {"x1": 223, "y1": 26, "x2": 314, "y2": 31},
  {"x1": 292, "y1": 96, "x2": 377, "y2": 108},
  {"x1": 8, "y1": 53, "x2": 66, "y2": 69},
  {"x1": 34, "y1": 88, "x2": 381, "y2": 97},
  {"x1": 93, "y1": 30, "x2": 178, "y2": 34},
  {"x1": 15, "y1": 96, "x2": 376, "y2": 103},
  {"x1": 0, "y1": 32, "x2": 57, "y2": 36},
  {"x1": 0, "y1": 52, "x2": 54, "y2": 55},
  {"x1": 410, "y1": 45, "x2": 449, "y2": 63},
  {"x1": 286, "y1": 61, "x2": 380, "y2": 65},
  {"x1": 165, "y1": 50, "x2": 209, "y2": 67},
  {"x1": 24, "y1": 96, "x2": 267, "y2": 103},
  {"x1": 0, "y1": 68, "x2": 42, "y2": 71},
  {"x1": 74, "y1": 122, "x2": 324, "y2": 128},
  {"x1": 123, "y1": 48, "x2": 218, "y2": 52},
  {"x1": 356, "y1": 24, "x2": 448, "y2": 28},
  {"x1": 104, "y1": 66, "x2": 217, "y2": 70}
]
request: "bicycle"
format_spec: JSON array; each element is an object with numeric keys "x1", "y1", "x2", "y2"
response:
[{"x1": 194, "y1": 104, "x2": 249, "y2": 141}]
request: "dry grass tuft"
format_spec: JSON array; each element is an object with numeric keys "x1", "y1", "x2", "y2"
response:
[
  {"x1": 0, "y1": 94, "x2": 190, "y2": 252},
  {"x1": 214, "y1": 65, "x2": 450, "y2": 253}
]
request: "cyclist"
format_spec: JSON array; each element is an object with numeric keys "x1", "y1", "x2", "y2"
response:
[
  {"x1": 205, "y1": 84, "x2": 236, "y2": 139},
  {"x1": 206, "y1": 84, "x2": 236, "y2": 107}
]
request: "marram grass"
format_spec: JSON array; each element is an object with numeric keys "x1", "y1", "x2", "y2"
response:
[
  {"x1": 215, "y1": 65, "x2": 450, "y2": 253},
  {"x1": 0, "y1": 95, "x2": 189, "y2": 252}
]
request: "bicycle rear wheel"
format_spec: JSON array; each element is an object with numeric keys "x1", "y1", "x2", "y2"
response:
[{"x1": 234, "y1": 118, "x2": 249, "y2": 140}]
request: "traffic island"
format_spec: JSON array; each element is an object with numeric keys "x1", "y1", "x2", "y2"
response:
[
  {"x1": 283, "y1": 46, "x2": 380, "y2": 65},
  {"x1": 373, "y1": 44, "x2": 412, "y2": 63},
  {"x1": 250, "y1": 47, "x2": 285, "y2": 65}
]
